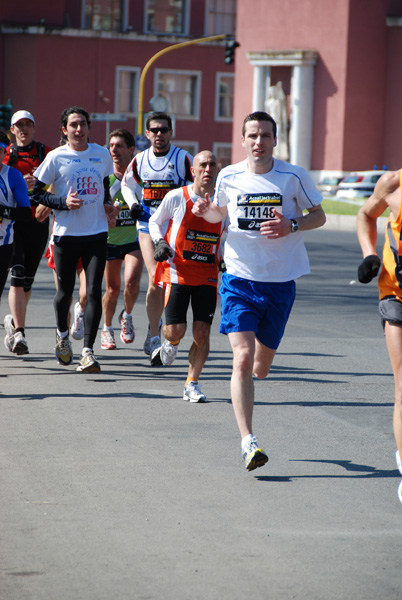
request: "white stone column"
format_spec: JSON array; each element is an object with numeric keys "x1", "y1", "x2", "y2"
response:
[
  {"x1": 290, "y1": 63, "x2": 315, "y2": 170},
  {"x1": 252, "y1": 66, "x2": 270, "y2": 111},
  {"x1": 248, "y1": 50, "x2": 318, "y2": 171}
]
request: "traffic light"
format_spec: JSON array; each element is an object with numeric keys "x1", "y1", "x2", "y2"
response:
[
  {"x1": 0, "y1": 104, "x2": 13, "y2": 130},
  {"x1": 224, "y1": 38, "x2": 240, "y2": 65}
]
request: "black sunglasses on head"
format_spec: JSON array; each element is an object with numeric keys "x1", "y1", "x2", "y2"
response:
[{"x1": 148, "y1": 127, "x2": 170, "y2": 134}]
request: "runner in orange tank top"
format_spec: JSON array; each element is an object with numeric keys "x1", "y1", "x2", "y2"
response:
[
  {"x1": 357, "y1": 169, "x2": 402, "y2": 503},
  {"x1": 149, "y1": 151, "x2": 225, "y2": 403}
]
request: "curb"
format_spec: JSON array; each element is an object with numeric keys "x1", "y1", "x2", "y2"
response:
[{"x1": 323, "y1": 214, "x2": 386, "y2": 233}]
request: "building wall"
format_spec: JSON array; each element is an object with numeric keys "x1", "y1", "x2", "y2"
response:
[
  {"x1": 0, "y1": 1, "x2": 234, "y2": 153},
  {"x1": 384, "y1": 23, "x2": 402, "y2": 170},
  {"x1": 233, "y1": 0, "x2": 402, "y2": 173},
  {"x1": 342, "y1": 1, "x2": 388, "y2": 171},
  {"x1": 232, "y1": 0, "x2": 351, "y2": 168}
]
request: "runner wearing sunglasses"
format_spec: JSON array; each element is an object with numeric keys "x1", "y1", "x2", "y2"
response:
[{"x1": 121, "y1": 112, "x2": 193, "y2": 365}]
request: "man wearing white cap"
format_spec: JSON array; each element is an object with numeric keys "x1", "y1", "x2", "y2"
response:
[{"x1": 2, "y1": 110, "x2": 52, "y2": 355}]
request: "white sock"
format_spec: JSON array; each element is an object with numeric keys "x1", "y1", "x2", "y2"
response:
[
  {"x1": 76, "y1": 304, "x2": 85, "y2": 316},
  {"x1": 82, "y1": 347, "x2": 92, "y2": 355},
  {"x1": 103, "y1": 325, "x2": 113, "y2": 332},
  {"x1": 122, "y1": 310, "x2": 131, "y2": 318},
  {"x1": 57, "y1": 329, "x2": 69, "y2": 338}
]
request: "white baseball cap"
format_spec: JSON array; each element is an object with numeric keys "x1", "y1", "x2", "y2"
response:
[{"x1": 11, "y1": 110, "x2": 35, "y2": 126}]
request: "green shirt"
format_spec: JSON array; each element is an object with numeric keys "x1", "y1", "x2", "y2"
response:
[{"x1": 107, "y1": 173, "x2": 138, "y2": 246}]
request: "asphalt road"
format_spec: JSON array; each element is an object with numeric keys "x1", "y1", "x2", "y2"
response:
[{"x1": 0, "y1": 224, "x2": 400, "y2": 600}]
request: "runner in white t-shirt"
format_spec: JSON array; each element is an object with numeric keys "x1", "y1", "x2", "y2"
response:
[
  {"x1": 33, "y1": 106, "x2": 115, "y2": 373},
  {"x1": 192, "y1": 111, "x2": 326, "y2": 472}
]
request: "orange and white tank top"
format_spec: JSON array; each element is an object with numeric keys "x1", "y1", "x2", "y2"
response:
[{"x1": 155, "y1": 186, "x2": 224, "y2": 287}]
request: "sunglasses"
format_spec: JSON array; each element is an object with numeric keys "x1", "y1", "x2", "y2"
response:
[{"x1": 148, "y1": 127, "x2": 170, "y2": 134}]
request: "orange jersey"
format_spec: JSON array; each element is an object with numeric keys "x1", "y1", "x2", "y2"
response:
[
  {"x1": 154, "y1": 186, "x2": 224, "y2": 287},
  {"x1": 379, "y1": 170, "x2": 402, "y2": 300}
]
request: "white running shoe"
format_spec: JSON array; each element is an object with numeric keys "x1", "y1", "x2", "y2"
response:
[
  {"x1": 150, "y1": 336, "x2": 162, "y2": 366},
  {"x1": 101, "y1": 329, "x2": 116, "y2": 350},
  {"x1": 8, "y1": 331, "x2": 29, "y2": 355},
  {"x1": 55, "y1": 333, "x2": 73, "y2": 366},
  {"x1": 71, "y1": 302, "x2": 85, "y2": 340},
  {"x1": 4, "y1": 314, "x2": 16, "y2": 353},
  {"x1": 183, "y1": 381, "x2": 207, "y2": 403},
  {"x1": 241, "y1": 435, "x2": 268, "y2": 471},
  {"x1": 143, "y1": 320, "x2": 162, "y2": 355},
  {"x1": 396, "y1": 450, "x2": 402, "y2": 475},
  {"x1": 76, "y1": 349, "x2": 101, "y2": 373},
  {"x1": 4, "y1": 333, "x2": 13, "y2": 353},
  {"x1": 160, "y1": 340, "x2": 178, "y2": 366},
  {"x1": 119, "y1": 310, "x2": 135, "y2": 344},
  {"x1": 4, "y1": 314, "x2": 15, "y2": 338}
]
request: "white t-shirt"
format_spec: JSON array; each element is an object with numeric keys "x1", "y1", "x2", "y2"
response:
[
  {"x1": 121, "y1": 145, "x2": 193, "y2": 224},
  {"x1": 34, "y1": 143, "x2": 113, "y2": 237},
  {"x1": 215, "y1": 158, "x2": 322, "y2": 282}
]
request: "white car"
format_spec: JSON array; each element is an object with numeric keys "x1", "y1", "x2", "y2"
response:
[
  {"x1": 316, "y1": 175, "x2": 344, "y2": 197},
  {"x1": 335, "y1": 170, "x2": 387, "y2": 199}
]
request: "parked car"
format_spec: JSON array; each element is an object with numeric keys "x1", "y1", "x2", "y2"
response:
[
  {"x1": 335, "y1": 170, "x2": 387, "y2": 199},
  {"x1": 316, "y1": 175, "x2": 344, "y2": 196}
]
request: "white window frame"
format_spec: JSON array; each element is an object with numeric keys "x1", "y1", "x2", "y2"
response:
[
  {"x1": 215, "y1": 72, "x2": 234, "y2": 122},
  {"x1": 114, "y1": 66, "x2": 140, "y2": 116},
  {"x1": 174, "y1": 141, "x2": 199, "y2": 157},
  {"x1": 144, "y1": 0, "x2": 190, "y2": 36},
  {"x1": 81, "y1": 0, "x2": 128, "y2": 32},
  {"x1": 204, "y1": 0, "x2": 236, "y2": 36},
  {"x1": 154, "y1": 69, "x2": 201, "y2": 121}
]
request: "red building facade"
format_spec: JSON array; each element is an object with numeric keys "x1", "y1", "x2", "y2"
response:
[
  {"x1": 0, "y1": 0, "x2": 236, "y2": 166},
  {"x1": 233, "y1": 0, "x2": 402, "y2": 179}
]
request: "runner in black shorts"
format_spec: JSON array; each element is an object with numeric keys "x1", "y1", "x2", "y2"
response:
[
  {"x1": 106, "y1": 240, "x2": 140, "y2": 261},
  {"x1": 164, "y1": 283, "x2": 216, "y2": 326},
  {"x1": 149, "y1": 151, "x2": 225, "y2": 403},
  {"x1": 101, "y1": 130, "x2": 143, "y2": 351},
  {"x1": 3, "y1": 110, "x2": 52, "y2": 355},
  {"x1": 0, "y1": 129, "x2": 31, "y2": 326}
]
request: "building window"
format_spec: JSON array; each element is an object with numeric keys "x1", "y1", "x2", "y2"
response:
[
  {"x1": 213, "y1": 143, "x2": 232, "y2": 170},
  {"x1": 115, "y1": 67, "x2": 140, "y2": 115},
  {"x1": 174, "y1": 141, "x2": 199, "y2": 156},
  {"x1": 206, "y1": 0, "x2": 236, "y2": 35},
  {"x1": 82, "y1": 0, "x2": 125, "y2": 32},
  {"x1": 215, "y1": 73, "x2": 234, "y2": 121},
  {"x1": 155, "y1": 70, "x2": 201, "y2": 119},
  {"x1": 145, "y1": 0, "x2": 188, "y2": 35}
]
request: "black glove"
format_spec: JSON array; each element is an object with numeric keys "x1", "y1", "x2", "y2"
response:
[
  {"x1": 358, "y1": 255, "x2": 381, "y2": 284},
  {"x1": 154, "y1": 239, "x2": 173, "y2": 262},
  {"x1": 129, "y1": 203, "x2": 142, "y2": 221}
]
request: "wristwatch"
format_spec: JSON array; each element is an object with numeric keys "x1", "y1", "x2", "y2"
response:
[{"x1": 290, "y1": 219, "x2": 299, "y2": 233}]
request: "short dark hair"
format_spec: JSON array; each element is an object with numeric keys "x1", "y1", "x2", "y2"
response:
[
  {"x1": 146, "y1": 112, "x2": 172, "y2": 130},
  {"x1": 59, "y1": 106, "x2": 91, "y2": 145},
  {"x1": 0, "y1": 128, "x2": 9, "y2": 147},
  {"x1": 109, "y1": 128, "x2": 135, "y2": 149},
  {"x1": 60, "y1": 106, "x2": 91, "y2": 131},
  {"x1": 242, "y1": 111, "x2": 277, "y2": 138}
]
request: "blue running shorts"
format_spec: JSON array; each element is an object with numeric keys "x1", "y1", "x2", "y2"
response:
[{"x1": 219, "y1": 272, "x2": 296, "y2": 350}]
